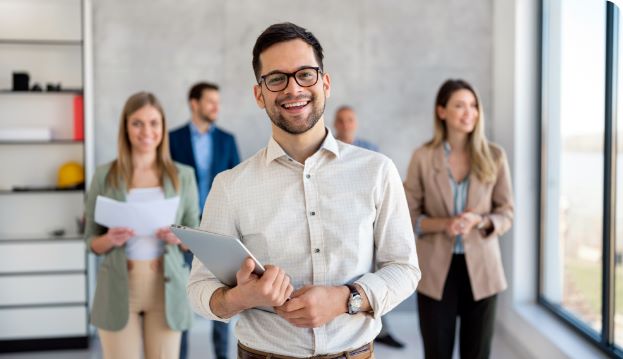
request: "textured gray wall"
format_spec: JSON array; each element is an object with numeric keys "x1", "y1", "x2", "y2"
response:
[{"x1": 93, "y1": 0, "x2": 492, "y2": 177}]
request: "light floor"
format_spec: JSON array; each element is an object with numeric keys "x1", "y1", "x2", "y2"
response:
[{"x1": 0, "y1": 311, "x2": 524, "y2": 359}]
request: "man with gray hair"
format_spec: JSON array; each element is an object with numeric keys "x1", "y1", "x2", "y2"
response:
[{"x1": 333, "y1": 105, "x2": 379, "y2": 152}]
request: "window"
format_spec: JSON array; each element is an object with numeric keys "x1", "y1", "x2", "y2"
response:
[{"x1": 540, "y1": 0, "x2": 621, "y2": 355}]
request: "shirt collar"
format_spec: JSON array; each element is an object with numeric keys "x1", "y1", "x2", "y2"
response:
[
  {"x1": 189, "y1": 121, "x2": 216, "y2": 137},
  {"x1": 265, "y1": 128, "x2": 341, "y2": 165}
]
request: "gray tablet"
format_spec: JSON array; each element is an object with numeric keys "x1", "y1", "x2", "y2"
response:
[{"x1": 170, "y1": 224, "x2": 265, "y2": 287}]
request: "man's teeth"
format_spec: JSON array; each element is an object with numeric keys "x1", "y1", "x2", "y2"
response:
[{"x1": 283, "y1": 101, "x2": 307, "y2": 108}]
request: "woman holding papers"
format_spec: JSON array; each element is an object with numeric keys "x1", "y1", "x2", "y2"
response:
[
  {"x1": 404, "y1": 79, "x2": 514, "y2": 359},
  {"x1": 84, "y1": 92, "x2": 199, "y2": 359}
]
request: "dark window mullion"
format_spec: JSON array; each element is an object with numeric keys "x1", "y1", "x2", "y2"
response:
[{"x1": 603, "y1": 0, "x2": 619, "y2": 347}]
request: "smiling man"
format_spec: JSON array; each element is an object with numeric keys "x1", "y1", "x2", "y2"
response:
[{"x1": 187, "y1": 22, "x2": 420, "y2": 358}]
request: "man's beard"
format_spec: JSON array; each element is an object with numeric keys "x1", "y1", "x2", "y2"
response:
[
  {"x1": 198, "y1": 112, "x2": 216, "y2": 124},
  {"x1": 265, "y1": 93, "x2": 325, "y2": 135}
]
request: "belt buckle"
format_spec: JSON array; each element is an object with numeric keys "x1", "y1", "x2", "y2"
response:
[{"x1": 349, "y1": 343, "x2": 370, "y2": 356}]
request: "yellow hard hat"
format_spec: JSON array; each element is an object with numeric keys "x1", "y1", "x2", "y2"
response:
[{"x1": 57, "y1": 162, "x2": 85, "y2": 188}]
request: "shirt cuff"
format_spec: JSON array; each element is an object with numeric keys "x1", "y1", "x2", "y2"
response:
[
  {"x1": 192, "y1": 283, "x2": 232, "y2": 323},
  {"x1": 355, "y1": 273, "x2": 389, "y2": 319},
  {"x1": 187, "y1": 258, "x2": 232, "y2": 322},
  {"x1": 415, "y1": 215, "x2": 427, "y2": 236}
]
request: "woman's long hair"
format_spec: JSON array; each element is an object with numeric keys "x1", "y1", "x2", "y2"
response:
[
  {"x1": 426, "y1": 79, "x2": 497, "y2": 183},
  {"x1": 106, "y1": 92, "x2": 179, "y2": 191}
]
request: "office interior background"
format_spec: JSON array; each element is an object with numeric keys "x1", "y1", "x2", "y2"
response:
[{"x1": 0, "y1": 0, "x2": 621, "y2": 358}]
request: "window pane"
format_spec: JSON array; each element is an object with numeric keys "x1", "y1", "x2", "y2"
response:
[{"x1": 542, "y1": 0, "x2": 606, "y2": 333}]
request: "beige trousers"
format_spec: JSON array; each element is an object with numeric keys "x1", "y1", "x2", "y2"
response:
[{"x1": 98, "y1": 259, "x2": 181, "y2": 359}]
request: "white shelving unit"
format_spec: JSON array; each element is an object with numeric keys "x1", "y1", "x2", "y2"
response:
[{"x1": 0, "y1": 0, "x2": 93, "y2": 352}]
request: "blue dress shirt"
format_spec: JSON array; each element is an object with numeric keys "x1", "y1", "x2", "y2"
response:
[
  {"x1": 353, "y1": 138, "x2": 380, "y2": 152},
  {"x1": 443, "y1": 142, "x2": 469, "y2": 254},
  {"x1": 189, "y1": 122, "x2": 215, "y2": 211}
]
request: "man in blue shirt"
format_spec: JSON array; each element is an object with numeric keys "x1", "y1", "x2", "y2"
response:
[
  {"x1": 169, "y1": 82, "x2": 240, "y2": 359},
  {"x1": 333, "y1": 105, "x2": 379, "y2": 152}
]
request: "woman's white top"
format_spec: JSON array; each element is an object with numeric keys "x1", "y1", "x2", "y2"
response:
[{"x1": 125, "y1": 187, "x2": 165, "y2": 260}]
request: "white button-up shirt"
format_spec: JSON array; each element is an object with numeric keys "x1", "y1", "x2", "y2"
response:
[{"x1": 187, "y1": 130, "x2": 420, "y2": 357}]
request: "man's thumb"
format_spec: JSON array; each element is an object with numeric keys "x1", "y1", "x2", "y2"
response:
[{"x1": 238, "y1": 257, "x2": 255, "y2": 279}]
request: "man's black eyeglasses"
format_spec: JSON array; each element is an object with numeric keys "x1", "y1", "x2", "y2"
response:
[{"x1": 259, "y1": 67, "x2": 322, "y2": 92}]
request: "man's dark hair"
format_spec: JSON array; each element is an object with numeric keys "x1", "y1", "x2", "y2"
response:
[
  {"x1": 188, "y1": 82, "x2": 219, "y2": 101},
  {"x1": 252, "y1": 22, "x2": 324, "y2": 82}
]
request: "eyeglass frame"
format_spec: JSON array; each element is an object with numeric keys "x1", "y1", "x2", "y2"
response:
[{"x1": 258, "y1": 66, "x2": 324, "y2": 92}]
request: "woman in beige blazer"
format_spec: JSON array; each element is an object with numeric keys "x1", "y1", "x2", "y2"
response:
[
  {"x1": 84, "y1": 92, "x2": 199, "y2": 359},
  {"x1": 404, "y1": 79, "x2": 514, "y2": 359}
]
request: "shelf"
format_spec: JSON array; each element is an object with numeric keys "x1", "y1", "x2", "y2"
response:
[
  {"x1": 0, "y1": 188, "x2": 83, "y2": 195},
  {"x1": 0, "y1": 140, "x2": 83, "y2": 145},
  {"x1": 0, "y1": 270, "x2": 87, "y2": 277},
  {"x1": 0, "y1": 39, "x2": 82, "y2": 46},
  {"x1": 0, "y1": 234, "x2": 83, "y2": 243},
  {"x1": 0, "y1": 302, "x2": 87, "y2": 310},
  {"x1": 0, "y1": 89, "x2": 83, "y2": 95}
]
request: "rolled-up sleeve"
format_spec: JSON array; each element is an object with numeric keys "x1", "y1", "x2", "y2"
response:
[
  {"x1": 487, "y1": 148, "x2": 514, "y2": 237},
  {"x1": 187, "y1": 172, "x2": 237, "y2": 322},
  {"x1": 403, "y1": 149, "x2": 425, "y2": 229},
  {"x1": 355, "y1": 159, "x2": 420, "y2": 318},
  {"x1": 84, "y1": 167, "x2": 107, "y2": 254}
]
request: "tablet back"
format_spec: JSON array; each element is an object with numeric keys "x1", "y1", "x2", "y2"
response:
[{"x1": 170, "y1": 225, "x2": 265, "y2": 287}]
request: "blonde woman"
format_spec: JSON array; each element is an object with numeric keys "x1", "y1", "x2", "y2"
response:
[
  {"x1": 84, "y1": 92, "x2": 199, "y2": 358},
  {"x1": 404, "y1": 79, "x2": 514, "y2": 359}
]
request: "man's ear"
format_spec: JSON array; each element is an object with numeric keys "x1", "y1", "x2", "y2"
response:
[
  {"x1": 322, "y1": 72, "x2": 331, "y2": 99},
  {"x1": 253, "y1": 84, "x2": 266, "y2": 109},
  {"x1": 189, "y1": 99, "x2": 198, "y2": 113}
]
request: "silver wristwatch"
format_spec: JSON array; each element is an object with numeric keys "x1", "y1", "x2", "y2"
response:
[{"x1": 346, "y1": 284, "x2": 362, "y2": 315}]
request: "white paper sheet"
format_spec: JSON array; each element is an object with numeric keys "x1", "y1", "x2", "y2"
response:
[{"x1": 94, "y1": 195, "x2": 180, "y2": 236}]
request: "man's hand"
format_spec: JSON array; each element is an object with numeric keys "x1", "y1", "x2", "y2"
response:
[
  {"x1": 274, "y1": 285, "x2": 350, "y2": 328},
  {"x1": 232, "y1": 258, "x2": 293, "y2": 309},
  {"x1": 210, "y1": 258, "x2": 293, "y2": 318}
]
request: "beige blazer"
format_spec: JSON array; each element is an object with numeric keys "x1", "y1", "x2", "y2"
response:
[{"x1": 404, "y1": 143, "x2": 514, "y2": 301}]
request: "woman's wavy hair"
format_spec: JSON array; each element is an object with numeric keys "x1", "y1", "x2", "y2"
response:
[{"x1": 427, "y1": 79, "x2": 497, "y2": 183}]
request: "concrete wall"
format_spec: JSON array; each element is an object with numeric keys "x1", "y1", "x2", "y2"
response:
[{"x1": 92, "y1": 0, "x2": 492, "y2": 177}]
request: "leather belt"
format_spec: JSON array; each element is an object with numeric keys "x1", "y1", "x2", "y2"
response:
[{"x1": 237, "y1": 342, "x2": 373, "y2": 359}]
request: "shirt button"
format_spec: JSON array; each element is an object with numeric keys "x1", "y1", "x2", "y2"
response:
[
  {"x1": 306, "y1": 174, "x2": 311, "y2": 179},
  {"x1": 310, "y1": 211, "x2": 316, "y2": 216},
  {"x1": 314, "y1": 248, "x2": 320, "y2": 253}
]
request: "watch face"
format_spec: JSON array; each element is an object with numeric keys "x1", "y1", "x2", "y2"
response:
[
  {"x1": 349, "y1": 293, "x2": 363, "y2": 313},
  {"x1": 352, "y1": 296, "x2": 362, "y2": 308}
]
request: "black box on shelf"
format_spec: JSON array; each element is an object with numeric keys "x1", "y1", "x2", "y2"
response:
[{"x1": 12, "y1": 72, "x2": 29, "y2": 91}]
